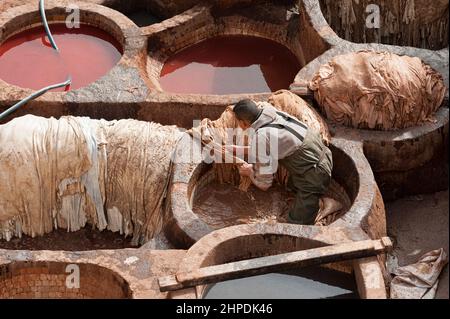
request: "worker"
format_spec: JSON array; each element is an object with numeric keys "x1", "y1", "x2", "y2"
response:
[{"x1": 224, "y1": 99, "x2": 335, "y2": 225}]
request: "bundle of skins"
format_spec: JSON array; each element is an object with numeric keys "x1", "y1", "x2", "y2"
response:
[
  {"x1": 309, "y1": 51, "x2": 447, "y2": 130},
  {"x1": 0, "y1": 115, "x2": 182, "y2": 245}
]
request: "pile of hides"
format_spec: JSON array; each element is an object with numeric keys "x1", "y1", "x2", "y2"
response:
[
  {"x1": 309, "y1": 51, "x2": 447, "y2": 130},
  {"x1": 0, "y1": 115, "x2": 183, "y2": 245},
  {"x1": 390, "y1": 249, "x2": 448, "y2": 299},
  {"x1": 320, "y1": 0, "x2": 449, "y2": 50}
]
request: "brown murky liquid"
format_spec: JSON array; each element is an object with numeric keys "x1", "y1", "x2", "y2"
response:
[
  {"x1": 193, "y1": 180, "x2": 351, "y2": 229},
  {"x1": 194, "y1": 184, "x2": 292, "y2": 228},
  {"x1": 0, "y1": 228, "x2": 136, "y2": 251}
]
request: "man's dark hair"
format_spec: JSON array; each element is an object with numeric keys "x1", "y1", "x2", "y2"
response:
[{"x1": 233, "y1": 99, "x2": 261, "y2": 123}]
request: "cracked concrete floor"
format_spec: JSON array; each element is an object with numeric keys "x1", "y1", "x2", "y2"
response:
[{"x1": 386, "y1": 190, "x2": 449, "y2": 299}]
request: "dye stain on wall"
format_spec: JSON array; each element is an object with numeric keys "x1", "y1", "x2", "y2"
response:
[
  {"x1": 160, "y1": 36, "x2": 302, "y2": 95},
  {"x1": 0, "y1": 24, "x2": 122, "y2": 91}
]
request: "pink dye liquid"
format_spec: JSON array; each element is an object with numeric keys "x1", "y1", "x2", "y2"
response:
[
  {"x1": 0, "y1": 24, "x2": 122, "y2": 91},
  {"x1": 160, "y1": 36, "x2": 302, "y2": 95}
]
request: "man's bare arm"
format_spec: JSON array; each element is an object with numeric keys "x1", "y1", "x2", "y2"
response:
[{"x1": 238, "y1": 163, "x2": 272, "y2": 191}]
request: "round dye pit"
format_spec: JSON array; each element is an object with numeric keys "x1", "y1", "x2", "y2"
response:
[
  {"x1": 0, "y1": 227, "x2": 136, "y2": 251},
  {"x1": 168, "y1": 136, "x2": 387, "y2": 248},
  {"x1": 160, "y1": 36, "x2": 302, "y2": 95},
  {"x1": 0, "y1": 24, "x2": 122, "y2": 91},
  {"x1": 204, "y1": 267, "x2": 358, "y2": 299},
  {"x1": 193, "y1": 177, "x2": 351, "y2": 229},
  {"x1": 0, "y1": 262, "x2": 131, "y2": 299}
]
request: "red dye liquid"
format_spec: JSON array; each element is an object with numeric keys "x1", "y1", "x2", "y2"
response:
[
  {"x1": 160, "y1": 36, "x2": 302, "y2": 95},
  {"x1": 0, "y1": 24, "x2": 122, "y2": 91}
]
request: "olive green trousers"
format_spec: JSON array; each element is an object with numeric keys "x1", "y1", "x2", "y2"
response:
[{"x1": 280, "y1": 130, "x2": 333, "y2": 225}]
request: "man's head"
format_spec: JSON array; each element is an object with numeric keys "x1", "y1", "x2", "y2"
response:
[{"x1": 233, "y1": 99, "x2": 261, "y2": 130}]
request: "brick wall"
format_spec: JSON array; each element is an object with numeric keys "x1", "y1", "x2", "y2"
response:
[{"x1": 0, "y1": 262, "x2": 131, "y2": 299}]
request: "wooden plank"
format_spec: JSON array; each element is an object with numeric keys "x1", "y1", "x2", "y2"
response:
[
  {"x1": 158, "y1": 237, "x2": 392, "y2": 292},
  {"x1": 158, "y1": 275, "x2": 184, "y2": 292}
]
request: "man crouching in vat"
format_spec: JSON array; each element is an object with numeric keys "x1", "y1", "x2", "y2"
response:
[{"x1": 224, "y1": 99, "x2": 335, "y2": 225}]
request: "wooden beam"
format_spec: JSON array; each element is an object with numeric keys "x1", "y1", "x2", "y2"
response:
[{"x1": 158, "y1": 237, "x2": 392, "y2": 292}]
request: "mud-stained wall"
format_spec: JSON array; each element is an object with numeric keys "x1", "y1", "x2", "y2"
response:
[{"x1": 320, "y1": 0, "x2": 449, "y2": 50}]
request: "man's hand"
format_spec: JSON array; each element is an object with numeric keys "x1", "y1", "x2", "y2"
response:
[{"x1": 239, "y1": 163, "x2": 254, "y2": 177}]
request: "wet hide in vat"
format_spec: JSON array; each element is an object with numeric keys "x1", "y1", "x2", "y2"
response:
[
  {"x1": 0, "y1": 115, "x2": 182, "y2": 245},
  {"x1": 189, "y1": 90, "x2": 331, "y2": 191},
  {"x1": 309, "y1": 51, "x2": 447, "y2": 130},
  {"x1": 390, "y1": 249, "x2": 448, "y2": 299}
]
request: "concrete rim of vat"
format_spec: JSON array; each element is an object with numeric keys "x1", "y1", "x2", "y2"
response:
[
  {"x1": 169, "y1": 224, "x2": 387, "y2": 299},
  {"x1": 330, "y1": 107, "x2": 449, "y2": 200},
  {"x1": 0, "y1": 0, "x2": 147, "y2": 101},
  {"x1": 145, "y1": 2, "x2": 316, "y2": 102},
  {"x1": 166, "y1": 133, "x2": 386, "y2": 249}
]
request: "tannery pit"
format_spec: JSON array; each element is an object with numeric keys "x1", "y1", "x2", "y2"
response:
[
  {"x1": 160, "y1": 36, "x2": 302, "y2": 95},
  {"x1": 0, "y1": 0, "x2": 447, "y2": 301}
]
